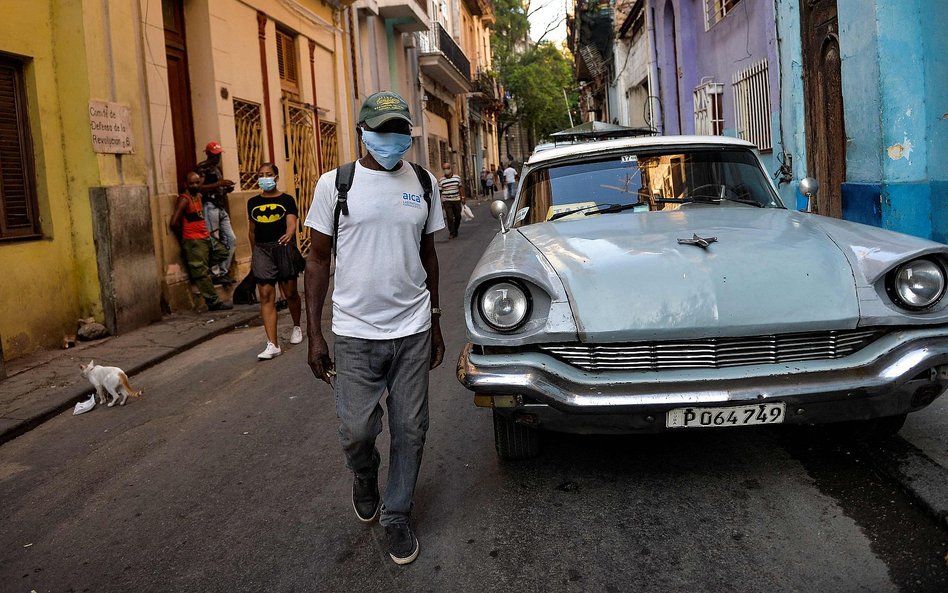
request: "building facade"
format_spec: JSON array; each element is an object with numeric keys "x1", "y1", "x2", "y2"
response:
[
  {"x1": 776, "y1": 0, "x2": 947, "y2": 241},
  {"x1": 1, "y1": 0, "x2": 498, "y2": 366}
]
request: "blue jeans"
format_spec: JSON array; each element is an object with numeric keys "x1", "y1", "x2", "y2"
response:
[
  {"x1": 333, "y1": 329, "x2": 431, "y2": 526},
  {"x1": 203, "y1": 201, "x2": 236, "y2": 275}
]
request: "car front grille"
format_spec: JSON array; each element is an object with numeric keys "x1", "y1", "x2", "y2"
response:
[{"x1": 536, "y1": 328, "x2": 886, "y2": 372}]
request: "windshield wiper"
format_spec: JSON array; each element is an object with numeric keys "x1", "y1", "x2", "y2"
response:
[
  {"x1": 586, "y1": 202, "x2": 645, "y2": 216},
  {"x1": 548, "y1": 203, "x2": 616, "y2": 221},
  {"x1": 659, "y1": 196, "x2": 764, "y2": 208}
]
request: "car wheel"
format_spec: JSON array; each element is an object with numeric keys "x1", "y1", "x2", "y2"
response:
[
  {"x1": 828, "y1": 413, "x2": 908, "y2": 442},
  {"x1": 492, "y1": 410, "x2": 540, "y2": 460}
]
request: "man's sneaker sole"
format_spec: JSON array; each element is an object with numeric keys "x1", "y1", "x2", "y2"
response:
[
  {"x1": 389, "y1": 536, "x2": 419, "y2": 565},
  {"x1": 352, "y1": 498, "x2": 380, "y2": 523}
]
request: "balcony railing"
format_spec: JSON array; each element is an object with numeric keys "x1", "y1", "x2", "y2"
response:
[{"x1": 418, "y1": 22, "x2": 471, "y2": 81}]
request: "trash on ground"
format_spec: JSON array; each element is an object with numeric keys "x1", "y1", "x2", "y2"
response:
[{"x1": 73, "y1": 396, "x2": 96, "y2": 416}]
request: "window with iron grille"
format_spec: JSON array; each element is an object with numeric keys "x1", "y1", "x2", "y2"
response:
[
  {"x1": 427, "y1": 135, "x2": 440, "y2": 171},
  {"x1": 704, "y1": 0, "x2": 743, "y2": 30},
  {"x1": 0, "y1": 54, "x2": 40, "y2": 241},
  {"x1": 233, "y1": 98, "x2": 263, "y2": 190},
  {"x1": 732, "y1": 58, "x2": 772, "y2": 151},
  {"x1": 439, "y1": 140, "x2": 450, "y2": 168},
  {"x1": 275, "y1": 28, "x2": 299, "y2": 96},
  {"x1": 693, "y1": 78, "x2": 724, "y2": 136}
]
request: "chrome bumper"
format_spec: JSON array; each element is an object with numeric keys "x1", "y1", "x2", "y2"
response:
[{"x1": 456, "y1": 329, "x2": 948, "y2": 431}]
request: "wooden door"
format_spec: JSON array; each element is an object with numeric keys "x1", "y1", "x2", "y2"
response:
[
  {"x1": 163, "y1": 0, "x2": 196, "y2": 191},
  {"x1": 801, "y1": 0, "x2": 845, "y2": 218}
]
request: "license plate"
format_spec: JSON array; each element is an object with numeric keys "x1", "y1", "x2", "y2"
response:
[{"x1": 666, "y1": 403, "x2": 785, "y2": 428}]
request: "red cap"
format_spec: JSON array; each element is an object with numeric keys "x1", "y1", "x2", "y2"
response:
[{"x1": 205, "y1": 141, "x2": 223, "y2": 154}]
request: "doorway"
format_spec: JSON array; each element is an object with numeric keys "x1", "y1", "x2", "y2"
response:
[
  {"x1": 801, "y1": 0, "x2": 845, "y2": 218},
  {"x1": 162, "y1": 0, "x2": 196, "y2": 191}
]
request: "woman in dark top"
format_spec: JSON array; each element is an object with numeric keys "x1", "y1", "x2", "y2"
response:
[{"x1": 247, "y1": 162, "x2": 305, "y2": 360}]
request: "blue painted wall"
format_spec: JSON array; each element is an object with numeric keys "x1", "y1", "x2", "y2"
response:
[{"x1": 775, "y1": 0, "x2": 946, "y2": 243}]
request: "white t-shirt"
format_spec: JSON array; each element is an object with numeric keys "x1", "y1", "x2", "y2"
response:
[
  {"x1": 504, "y1": 167, "x2": 517, "y2": 184},
  {"x1": 304, "y1": 161, "x2": 445, "y2": 340}
]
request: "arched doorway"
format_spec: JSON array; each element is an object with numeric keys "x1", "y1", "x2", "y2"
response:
[{"x1": 661, "y1": 0, "x2": 682, "y2": 134}]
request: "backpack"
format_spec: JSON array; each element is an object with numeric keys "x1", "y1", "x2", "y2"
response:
[{"x1": 332, "y1": 161, "x2": 433, "y2": 254}]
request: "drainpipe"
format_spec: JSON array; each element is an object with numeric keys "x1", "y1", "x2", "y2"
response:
[{"x1": 645, "y1": 0, "x2": 662, "y2": 133}]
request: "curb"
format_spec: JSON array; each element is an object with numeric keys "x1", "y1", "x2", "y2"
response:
[
  {"x1": 0, "y1": 311, "x2": 260, "y2": 447},
  {"x1": 861, "y1": 436, "x2": 948, "y2": 530}
]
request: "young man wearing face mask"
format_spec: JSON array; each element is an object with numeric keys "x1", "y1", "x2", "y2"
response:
[
  {"x1": 169, "y1": 171, "x2": 233, "y2": 311},
  {"x1": 303, "y1": 91, "x2": 446, "y2": 565},
  {"x1": 439, "y1": 161, "x2": 465, "y2": 239}
]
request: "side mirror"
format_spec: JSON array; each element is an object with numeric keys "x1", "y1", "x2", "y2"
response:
[
  {"x1": 490, "y1": 199, "x2": 510, "y2": 233},
  {"x1": 800, "y1": 177, "x2": 819, "y2": 213}
]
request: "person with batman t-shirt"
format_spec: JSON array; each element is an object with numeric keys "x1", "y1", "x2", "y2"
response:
[{"x1": 246, "y1": 162, "x2": 305, "y2": 360}]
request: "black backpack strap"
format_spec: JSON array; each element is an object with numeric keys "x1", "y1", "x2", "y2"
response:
[
  {"x1": 408, "y1": 162, "x2": 433, "y2": 236},
  {"x1": 332, "y1": 161, "x2": 356, "y2": 254}
]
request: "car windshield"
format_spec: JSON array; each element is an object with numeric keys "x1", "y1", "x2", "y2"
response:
[{"x1": 513, "y1": 147, "x2": 783, "y2": 227}]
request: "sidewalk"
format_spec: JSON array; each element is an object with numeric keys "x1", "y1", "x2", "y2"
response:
[
  {"x1": 0, "y1": 305, "x2": 260, "y2": 445},
  {"x1": 0, "y1": 299, "x2": 946, "y2": 528}
]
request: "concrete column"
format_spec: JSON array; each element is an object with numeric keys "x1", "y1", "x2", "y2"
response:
[
  {"x1": 89, "y1": 186, "x2": 162, "y2": 336},
  {"x1": 874, "y1": 0, "x2": 931, "y2": 238}
]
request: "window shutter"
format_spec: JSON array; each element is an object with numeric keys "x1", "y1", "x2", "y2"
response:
[
  {"x1": 0, "y1": 59, "x2": 38, "y2": 238},
  {"x1": 276, "y1": 31, "x2": 286, "y2": 80}
]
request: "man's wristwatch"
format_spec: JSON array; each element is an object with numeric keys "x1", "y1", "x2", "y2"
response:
[{"x1": 431, "y1": 307, "x2": 442, "y2": 316}]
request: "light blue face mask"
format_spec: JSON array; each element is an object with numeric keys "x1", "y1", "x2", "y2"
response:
[
  {"x1": 361, "y1": 130, "x2": 413, "y2": 170},
  {"x1": 258, "y1": 176, "x2": 277, "y2": 191}
]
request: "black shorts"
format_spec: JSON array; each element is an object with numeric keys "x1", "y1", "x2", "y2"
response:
[{"x1": 251, "y1": 241, "x2": 305, "y2": 285}]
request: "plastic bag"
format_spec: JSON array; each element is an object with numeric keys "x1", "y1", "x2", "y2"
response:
[
  {"x1": 73, "y1": 395, "x2": 96, "y2": 416},
  {"x1": 461, "y1": 204, "x2": 475, "y2": 222}
]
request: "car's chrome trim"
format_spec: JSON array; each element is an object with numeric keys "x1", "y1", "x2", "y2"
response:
[
  {"x1": 457, "y1": 329, "x2": 948, "y2": 413},
  {"x1": 533, "y1": 328, "x2": 884, "y2": 372}
]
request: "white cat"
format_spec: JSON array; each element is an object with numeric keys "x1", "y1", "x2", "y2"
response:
[{"x1": 79, "y1": 360, "x2": 144, "y2": 407}]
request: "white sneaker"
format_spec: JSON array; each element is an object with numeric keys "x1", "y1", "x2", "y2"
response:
[
  {"x1": 290, "y1": 326, "x2": 304, "y2": 344},
  {"x1": 257, "y1": 341, "x2": 282, "y2": 360}
]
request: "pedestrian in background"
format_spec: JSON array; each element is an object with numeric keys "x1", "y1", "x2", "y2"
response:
[
  {"x1": 196, "y1": 141, "x2": 237, "y2": 285},
  {"x1": 503, "y1": 161, "x2": 518, "y2": 200},
  {"x1": 479, "y1": 165, "x2": 489, "y2": 197},
  {"x1": 485, "y1": 162, "x2": 496, "y2": 198},
  {"x1": 247, "y1": 162, "x2": 305, "y2": 360},
  {"x1": 495, "y1": 163, "x2": 504, "y2": 198},
  {"x1": 304, "y1": 90, "x2": 445, "y2": 566},
  {"x1": 169, "y1": 171, "x2": 233, "y2": 311},
  {"x1": 439, "y1": 161, "x2": 465, "y2": 239}
]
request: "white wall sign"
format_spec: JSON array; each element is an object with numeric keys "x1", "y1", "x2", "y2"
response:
[{"x1": 89, "y1": 101, "x2": 134, "y2": 154}]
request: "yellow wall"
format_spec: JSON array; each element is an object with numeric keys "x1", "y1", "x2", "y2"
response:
[{"x1": 0, "y1": 0, "x2": 156, "y2": 360}]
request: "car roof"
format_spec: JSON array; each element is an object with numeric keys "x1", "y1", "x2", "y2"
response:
[{"x1": 526, "y1": 135, "x2": 757, "y2": 166}]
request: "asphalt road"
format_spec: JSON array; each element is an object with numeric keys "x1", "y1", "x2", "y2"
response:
[{"x1": 1, "y1": 200, "x2": 946, "y2": 593}]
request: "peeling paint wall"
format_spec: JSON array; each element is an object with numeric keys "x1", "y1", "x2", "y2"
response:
[{"x1": 777, "y1": 0, "x2": 946, "y2": 243}]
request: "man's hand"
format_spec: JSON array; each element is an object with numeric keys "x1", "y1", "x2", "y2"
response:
[
  {"x1": 307, "y1": 333, "x2": 335, "y2": 385},
  {"x1": 430, "y1": 323, "x2": 445, "y2": 369}
]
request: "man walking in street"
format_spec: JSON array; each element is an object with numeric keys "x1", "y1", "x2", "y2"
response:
[
  {"x1": 439, "y1": 161, "x2": 465, "y2": 239},
  {"x1": 169, "y1": 172, "x2": 234, "y2": 311},
  {"x1": 196, "y1": 141, "x2": 237, "y2": 284},
  {"x1": 303, "y1": 91, "x2": 445, "y2": 566},
  {"x1": 503, "y1": 161, "x2": 518, "y2": 200}
]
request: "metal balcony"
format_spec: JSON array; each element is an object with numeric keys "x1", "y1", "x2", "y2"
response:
[{"x1": 417, "y1": 23, "x2": 472, "y2": 94}]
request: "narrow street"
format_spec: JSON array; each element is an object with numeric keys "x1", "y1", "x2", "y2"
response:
[{"x1": 1, "y1": 201, "x2": 946, "y2": 593}]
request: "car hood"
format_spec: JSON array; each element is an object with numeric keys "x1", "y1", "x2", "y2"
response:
[{"x1": 518, "y1": 208, "x2": 860, "y2": 341}]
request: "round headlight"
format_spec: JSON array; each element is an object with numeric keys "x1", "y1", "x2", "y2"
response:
[
  {"x1": 892, "y1": 259, "x2": 945, "y2": 309},
  {"x1": 478, "y1": 281, "x2": 530, "y2": 331}
]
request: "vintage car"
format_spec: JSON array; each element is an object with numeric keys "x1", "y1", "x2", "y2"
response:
[{"x1": 456, "y1": 135, "x2": 948, "y2": 459}]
